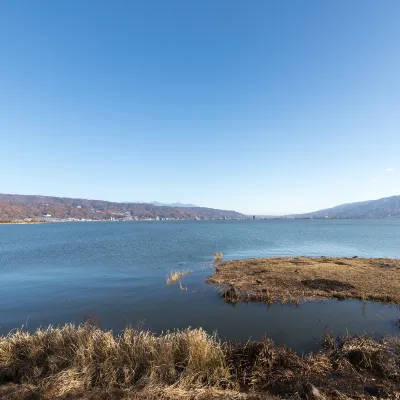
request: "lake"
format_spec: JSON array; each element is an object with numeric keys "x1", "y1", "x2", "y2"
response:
[{"x1": 0, "y1": 219, "x2": 399, "y2": 352}]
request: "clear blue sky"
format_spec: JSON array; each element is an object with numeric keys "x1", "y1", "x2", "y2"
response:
[{"x1": 1, "y1": 0, "x2": 399, "y2": 214}]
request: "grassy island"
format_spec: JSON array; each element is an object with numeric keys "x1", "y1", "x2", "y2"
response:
[
  {"x1": 207, "y1": 257, "x2": 400, "y2": 304},
  {"x1": 0, "y1": 324, "x2": 399, "y2": 399}
]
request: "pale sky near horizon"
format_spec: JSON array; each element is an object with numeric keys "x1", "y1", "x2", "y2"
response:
[{"x1": 1, "y1": 1, "x2": 399, "y2": 215}]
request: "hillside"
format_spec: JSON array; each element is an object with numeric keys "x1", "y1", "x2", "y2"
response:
[
  {"x1": 150, "y1": 201, "x2": 198, "y2": 208},
  {"x1": 0, "y1": 194, "x2": 244, "y2": 221},
  {"x1": 290, "y1": 195, "x2": 400, "y2": 219}
]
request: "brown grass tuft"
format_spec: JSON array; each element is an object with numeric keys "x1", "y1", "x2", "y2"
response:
[
  {"x1": 325, "y1": 333, "x2": 400, "y2": 379},
  {"x1": 0, "y1": 325, "x2": 230, "y2": 399}
]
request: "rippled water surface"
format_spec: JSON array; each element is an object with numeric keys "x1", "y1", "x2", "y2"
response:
[{"x1": 1, "y1": 219, "x2": 399, "y2": 352}]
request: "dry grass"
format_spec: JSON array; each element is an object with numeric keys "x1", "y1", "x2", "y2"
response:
[
  {"x1": 202, "y1": 253, "x2": 224, "y2": 271},
  {"x1": 166, "y1": 269, "x2": 191, "y2": 285},
  {"x1": 0, "y1": 325, "x2": 230, "y2": 399},
  {"x1": 0, "y1": 325, "x2": 399, "y2": 399},
  {"x1": 207, "y1": 257, "x2": 400, "y2": 304},
  {"x1": 213, "y1": 252, "x2": 223, "y2": 265}
]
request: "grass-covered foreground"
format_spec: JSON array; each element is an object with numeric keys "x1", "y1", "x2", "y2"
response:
[
  {"x1": 0, "y1": 324, "x2": 399, "y2": 399},
  {"x1": 208, "y1": 257, "x2": 400, "y2": 304}
]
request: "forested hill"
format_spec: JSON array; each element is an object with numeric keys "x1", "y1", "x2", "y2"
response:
[
  {"x1": 0, "y1": 194, "x2": 244, "y2": 221},
  {"x1": 290, "y1": 195, "x2": 400, "y2": 219}
]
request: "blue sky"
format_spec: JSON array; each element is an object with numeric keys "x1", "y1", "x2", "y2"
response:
[{"x1": 1, "y1": 0, "x2": 399, "y2": 214}]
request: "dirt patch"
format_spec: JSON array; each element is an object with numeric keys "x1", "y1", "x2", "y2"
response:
[
  {"x1": 0, "y1": 384, "x2": 41, "y2": 400},
  {"x1": 334, "y1": 261, "x2": 348, "y2": 266},
  {"x1": 207, "y1": 257, "x2": 400, "y2": 304},
  {"x1": 302, "y1": 278, "x2": 355, "y2": 292}
]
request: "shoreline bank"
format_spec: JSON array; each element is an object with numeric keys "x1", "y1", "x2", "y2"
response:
[{"x1": 0, "y1": 324, "x2": 399, "y2": 399}]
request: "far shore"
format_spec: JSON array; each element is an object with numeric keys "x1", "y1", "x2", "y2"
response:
[
  {"x1": 207, "y1": 256, "x2": 400, "y2": 304},
  {"x1": 0, "y1": 220, "x2": 44, "y2": 225}
]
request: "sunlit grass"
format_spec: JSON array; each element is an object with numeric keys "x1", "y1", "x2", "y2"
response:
[
  {"x1": 166, "y1": 269, "x2": 191, "y2": 285},
  {"x1": 0, "y1": 325, "x2": 230, "y2": 398},
  {"x1": 0, "y1": 324, "x2": 398, "y2": 399}
]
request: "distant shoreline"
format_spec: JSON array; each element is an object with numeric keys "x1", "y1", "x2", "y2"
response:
[
  {"x1": 1, "y1": 217, "x2": 399, "y2": 224},
  {"x1": 0, "y1": 221, "x2": 44, "y2": 225}
]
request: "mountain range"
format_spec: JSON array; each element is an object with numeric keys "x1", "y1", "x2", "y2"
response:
[
  {"x1": 1, "y1": 193, "x2": 400, "y2": 221},
  {"x1": 0, "y1": 194, "x2": 244, "y2": 221},
  {"x1": 288, "y1": 195, "x2": 400, "y2": 219}
]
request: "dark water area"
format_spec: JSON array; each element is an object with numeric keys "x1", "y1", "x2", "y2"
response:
[{"x1": 0, "y1": 219, "x2": 399, "y2": 353}]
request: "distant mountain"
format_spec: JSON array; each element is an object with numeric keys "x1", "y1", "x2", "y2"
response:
[
  {"x1": 289, "y1": 195, "x2": 400, "y2": 219},
  {"x1": 0, "y1": 193, "x2": 244, "y2": 221},
  {"x1": 151, "y1": 201, "x2": 198, "y2": 208}
]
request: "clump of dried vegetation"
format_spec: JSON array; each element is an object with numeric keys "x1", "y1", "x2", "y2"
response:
[
  {"x1": 166, "y1": 269, "x2": 191, "y2": 285},
  {"x1": 0, "y1": 325, "x2": 230, "y2": 400},
  {"x1": 202, "y1": 252, "x2": 224, "y2": 271},
  {"x1": 0, "y1": 324, "x2": 399, "y2": 399},
  {"x1": 213, "y1": 252, "x2": 223, "y2": 265},
  {"x1": 207, "y1": 257, "x2": 400, "y2": 305}
]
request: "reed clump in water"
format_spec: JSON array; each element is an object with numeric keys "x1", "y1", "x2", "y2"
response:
[
  {"x1": 202, "y1": 252, "x2": 223, "y2": 271},
  {"x1": 0, "y1": 324, "x2": 399, "y2": 399},
  {"x1": 166, "y1": 269, "x2": 191, "y2": 285},
  {"x1": 213, "y1": 252, "x2": 223, "y2": 265}
]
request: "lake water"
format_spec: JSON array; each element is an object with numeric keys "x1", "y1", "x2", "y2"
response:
[{"x1": 0, "y1": 219, "x2": 399, "y2": 353}]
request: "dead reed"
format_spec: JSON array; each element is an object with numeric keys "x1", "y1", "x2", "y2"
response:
[
  {"x1": 166, "y1": 269, "x2": 191, "y2": 285},
  {"x1": 213, "y1": 252, "x2": 223, "y2": 265},
  {"x1": 0, "y1": 324, "x2": 399, "y2": 399}
]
